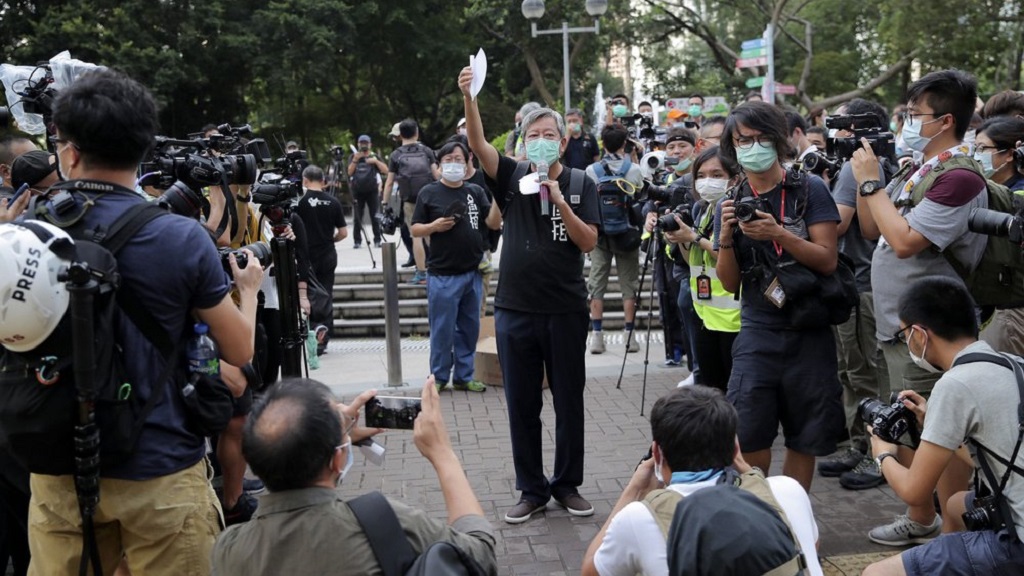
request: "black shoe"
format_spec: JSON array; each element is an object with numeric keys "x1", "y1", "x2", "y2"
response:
[
  {"x1": 817, "y1": 447, "x2": 864, "y2": 478},
  {"x1": 373, "y1": 239, "x2": 382, "y2": 248},
  {"x1": 839, "y1": 457, "x2": 886, "y2": 490},
  {"x1": 504, "y1": 499, "x2": 546, "y2": 524},
  {"x1": 223, "y1": 493, "x2": 258, "y2": 525},
  {"x1": 401, "y1": 257, "x2": 416, "y2": 268}
]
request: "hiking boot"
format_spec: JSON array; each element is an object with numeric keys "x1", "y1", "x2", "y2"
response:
[
  {"x1": 555, "y1": 493, "x2": 594, "y2": 517},
  {"x1": 818, "y1": 447, "x2": 865, "y2": 478},
  {"x1": 868, "y1": 513, "x2": 941, "y2": 547},
  {"x1": 504, "y1": 499, "x2": 546, "y2": 524},
  {"x1": 243, "y1": 477, "x2": 265, "y2": 495},
  {"x1": 839, "y1": 456, "x2": 886, "y2": 490},
  {"x1": 590, "y1": 331, "x2": 606, "y2": 354},
  {"x1": 453, "y1": 380, "x2": 486, "y2": 392},
  {"x1": 625, "y1": 332, "x2": 639, "y2": 353},
  {"x1": 223, "y1": 493, "x2": 258, "y2": 526},
  {"x1": 408, "y1": 271, "x2": 427, "y2": 285}
]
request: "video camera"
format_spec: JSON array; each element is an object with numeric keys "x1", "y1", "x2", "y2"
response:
[
  {"x1": 274, "y1": 149, "x2": 309, "y2": 180},
  {"x1": 251, "y1": 174, "x2": 302, "y2": 224},
  {"x1": 0, "y1": 64, "x2": 56, "y2": 130},
  {"x1": 858, "y1": 392, "x2": 920, "y2": 448},
  {"x1": 329, "y1": 145, "x2": 346, "y2": 163},
  {"x1": 825, "y1": 113, "x2": 896, "y2": 162},
  {"x1": 378, "y1": 206, "x2": 399, "y2": 236},
  {"x1": 192, "y1": 123, "x2": 273, "y2": 167},
  {"x1": 623, "y1": 113, "x2": 657, "y2": 142}
]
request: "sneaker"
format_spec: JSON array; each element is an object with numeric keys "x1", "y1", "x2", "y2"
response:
[
  {"x1": 453, "y1": 380, "x2": 486, "y2": 392},
  {"x1": 435, "y1": 380, "x2": 449, "y2": 392},
  {"x1": 555, "y1": 493, "x2": 594, "y2": 517},
  {"x1": 590, "y1": 331, "x2": 606, "y2": 354},
  {"x1": 868, "y1": 513, "x2": 941, "y2": 547},
  {"x1": 223, "y1": 493, "x2": 258, "y2": 526},
  {"x1": 839, "y1": 456, "x2": 886, "y2": 490},
  {"x1": 625, "y1": 332, "x2": 639, "y2": 353},
  {"x1": 374, "y1": 239, "x2": 382, "y2": 248},
  {"x1": 353, "y1": 242, "x2": 362, "y2": 249},
  {"x1": 243, "y1": 477, "x2": 265, "y2": 495},
  {"x1": 408, "y1": 271, "x2": 427, "y2": 285},
  {"x1": 478, "y1": 258, "x2": 493, "y2": 274},
  {"x1": 504, "y1": 499, "x2": 546, "y2": 524},
  {"x1": 677, "y1": 373, "x2": 695, "y2": 387},
  {"x1": 818, "y1": 447, "x2": 864, "y2": 478},
  {"x1": 664, "y1": 357, "x2": 681, "y2": 366}
]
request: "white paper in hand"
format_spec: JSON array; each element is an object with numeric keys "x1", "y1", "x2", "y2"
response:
[
  {"x1": 470, "y1": 48, "x2": 487, "y2": 100},
  {"x1": 518, "y1": 172, "x2": 541, "y2": 195}
]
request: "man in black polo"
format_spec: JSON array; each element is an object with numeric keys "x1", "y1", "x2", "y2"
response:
[
  {"x1": 295, "y1": 165, "x2": 347, "y2": 303},
  {"x1": 563, "y1": 108, "x2": 599, "y2": 171},
  {"x1": 459, "y1": 66, "x2": 601, "y2": 524}
]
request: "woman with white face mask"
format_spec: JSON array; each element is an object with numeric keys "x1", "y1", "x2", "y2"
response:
[
  {"x1": 661, "y1": 146, "x2": 742, "y2": 392},
  {"x1": 974, "y1": 117, "x2": 1024, "y2": 191}
]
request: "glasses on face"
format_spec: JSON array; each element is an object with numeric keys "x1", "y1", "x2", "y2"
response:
[
  {"x1": 901, "y1": 111, "x2": 946, "y2": 126},
  {"x1": 733, "y1": 135, "x2": 774, "y2": 150},
  {"x1": 893, "y1": 325, "x2": 914, "y2": 343},
  {"x1": 974, "y1": 144, "x2": 1006, "y2": 155}
]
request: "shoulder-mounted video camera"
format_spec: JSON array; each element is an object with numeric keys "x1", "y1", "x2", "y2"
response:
[{"x1": 825, "y1": 113, "x2": 896, "y2": 162}]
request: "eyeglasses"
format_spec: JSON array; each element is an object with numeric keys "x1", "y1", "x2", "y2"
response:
[
  {"x1": 901, "y1": 111, "x2": 946, "y2": 125},
  {"x1": 893, "y1": 325, "x2": 915, "y2": 343},
  {"x1": 974, "y1": 145, "x2": 1006, "y2": 155},
  {"x1": 733, "y1": 135, "x2": 774, "y2": 150}
]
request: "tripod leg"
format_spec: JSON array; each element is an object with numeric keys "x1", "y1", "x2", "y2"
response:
[
  {"x1": 617, "y1": 246, "x2": 654, "y2": 389},
  {"x1": 640, "y1": 237, "x2": 663, "y2": 416}
]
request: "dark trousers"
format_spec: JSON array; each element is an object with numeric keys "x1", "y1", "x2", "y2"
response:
[
  {"x1": 495, "y1": 308, "x2": 588, "y2": 504},
  {"x1": 311, "y1": 249, "x2": 337, "y2": 300},
  {"x1": 654, "y1": 257, "x2": 686, "y2": 365},
  {"x1": 0, "y1": 449, "x2": 30, "y2": 576},
  {"x1": 352, "y1": 193, "x2": 381, "y2": 244},
  {"x1": 694, "y1": 325, "x2": 737, "y2": 393}
]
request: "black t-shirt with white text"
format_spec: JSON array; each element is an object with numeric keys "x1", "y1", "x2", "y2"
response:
[
  {"x1": 412, "y1": 181, "x2": 491, "y2": 275},
  {"x1": 489, "y1": 155, "x2": 601, "y2": 314},
  {"x1": 296, "y1": 189, "x2": 345, "y2": 256},
  {"x1": 563, "y1": 132, "x2": 599, "y2": 171}
]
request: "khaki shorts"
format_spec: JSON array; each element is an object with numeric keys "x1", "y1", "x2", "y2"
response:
[
  {"x1": 587, "y1": 243, "x2": 639, "y2": 300},
  {"x1": 28, "y1": 458, "x2": 222, "y2": 576},
  {"x1": 403, "y1": 201, "x2": 417, "y2": 229}
]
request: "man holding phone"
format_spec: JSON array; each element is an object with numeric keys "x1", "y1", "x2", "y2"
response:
[{"x1": 411, "y1": 140, "x2": 491, "y2": 393}]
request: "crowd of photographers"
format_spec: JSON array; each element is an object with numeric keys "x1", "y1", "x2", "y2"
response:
[{"x1": 3, "y1": 60, "x2": 1024, "y2": 576}]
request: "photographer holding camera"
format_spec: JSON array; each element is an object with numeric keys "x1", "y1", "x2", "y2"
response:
[
  {"x1": 348, "y1": 134, "x2": 387, "y2": 248},
  {"x1": 862, "y1": 277, "x2": 1024, "y2": 575},
  {"x1": 715, "y1": 101, "x2": 844, "y2": 492}
]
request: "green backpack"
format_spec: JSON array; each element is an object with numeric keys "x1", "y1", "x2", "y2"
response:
[{"x1": 906, "y1": 155, "x2": 1024, "y2": 309}]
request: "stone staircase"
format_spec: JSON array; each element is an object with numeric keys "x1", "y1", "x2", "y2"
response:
[{"x1": 331, "y1": 264, "x2": 664, "y2": 338}]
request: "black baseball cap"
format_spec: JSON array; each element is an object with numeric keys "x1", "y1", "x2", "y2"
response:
[{"x1": 11, "y1": 150, "x2": 57, "y2": 189}]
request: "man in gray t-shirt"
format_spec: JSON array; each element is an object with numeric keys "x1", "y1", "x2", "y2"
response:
[{"x1": 865, "y1": 277, "x2": 1024, "y2": 575}]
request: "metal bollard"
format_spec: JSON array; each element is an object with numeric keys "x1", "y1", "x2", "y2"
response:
[{"x1": 381, "y1": 241, "x2": 405, "y2": 387}]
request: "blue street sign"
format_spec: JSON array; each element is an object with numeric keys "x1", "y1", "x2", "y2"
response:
[{"x1": 741, "y1": 38, "x2": 766, "y2": 50}]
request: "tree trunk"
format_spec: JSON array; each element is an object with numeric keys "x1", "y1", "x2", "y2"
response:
[
  {"x1": 808, "y1": 51, "x2": 917, "y2": 110},
  {"x1": 524, "y1": 49, "x2": 558, "y2": 109}
]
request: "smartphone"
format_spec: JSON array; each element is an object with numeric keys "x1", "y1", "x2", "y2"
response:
[
  {"x1": 8, "y1": 184, "x2": 29, "y2": 205},
  {"x1": 364, "y1": 396, "x2": 422, "y2": 430}
]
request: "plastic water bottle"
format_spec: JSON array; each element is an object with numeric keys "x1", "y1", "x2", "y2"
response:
[{"x1": 187, "y1": 322, "x2": 220, "y2": 377}]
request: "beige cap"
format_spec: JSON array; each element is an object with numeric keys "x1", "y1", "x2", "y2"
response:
[{"x1": 388, "y1": 123, "x2": 401, "y2": 138}]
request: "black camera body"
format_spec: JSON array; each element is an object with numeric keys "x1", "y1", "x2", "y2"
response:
[
  {"x1": 969, "y1": 207, "x2": 1024, "y2": 246},
  {"x1": 858, "y1": 392, "x2": 920, "y2": 447},
  {"x1": 658, "y1": 203, "x2": 695, "y2": 232},
  {"x1": 140, "y1": 137, "x2": 258, "y2": 196},
  {"x1": 825, "y1": 114, "x2": 896, "y2": 162},
  {"x1": 734, "y1": 195, "x2": 767, "y2": 223},
  {"x1": 962, "y1": 494, "x2": 1005, "y2": 532},
  {"x1": 219, "y1": 241, "x2": 272, "y2": 278},
  {"x1": 195, "y1": 124, "x2": 273, "y2": 168},
  {"x1": 377, "y1": 206, "x2": 399, "y2": 235},
  {"x1": 801, "y1": 152, "x2": 843, "y2": 179},
  {"x1": 275, "y1": 150, "x2": 309, "y2": 180}
]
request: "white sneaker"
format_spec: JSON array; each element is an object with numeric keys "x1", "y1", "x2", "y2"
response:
[
  {"x1": 625, "y1": 332, "x2": 639, "y2": 353},
  {"x1": 677, "y1": 373, "x2": 695, "y2": 387},
  {"x1": 868, "y1": 513, "x2": 941, "y2": 547},
  {"x1": 590, "y1": 331, "x2": 606, "y2": 354}
]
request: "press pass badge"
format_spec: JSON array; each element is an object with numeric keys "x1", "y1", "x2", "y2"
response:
[
  {"x1": 765, "y1": 276, "x2": 786, "y2": 308},
  {"x1": 696, "y1": 274, "x2": 712, "y2": 300}
]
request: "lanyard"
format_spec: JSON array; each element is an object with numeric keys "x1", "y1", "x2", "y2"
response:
[{"x1": 750, "y1": 177, "x2": 785, "y2": 258}]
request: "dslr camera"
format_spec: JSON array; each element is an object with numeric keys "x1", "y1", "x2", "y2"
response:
[
  {"x1": 196, "y1": 123, "x2": 273, "y2": 167},
  {"x1": 962, "y1": 492, "x2": 1006, "y2": 532},
  {"x1": 219, "y1": 241, "x2": 272, "y2": 278},
  {"x1": 858, "y1": 392, "x2": 921, "y2": 447},
  {"x1": 825, "y1": 114, "x2": 896, "y2": 162},
  {"x1": 377, "y1": 206, "x2": 399, "y2": 235},
  {"x1": 733, "y1": 195, "x2": 768, "y2": 223},
  {"x1": 657, "y1": 203, "x2": 695, "y2": 232},
  {"x1": 800, "y1": 152, "x2": 843, "y2": 179}
]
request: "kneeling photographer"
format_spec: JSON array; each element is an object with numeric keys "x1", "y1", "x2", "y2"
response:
[
  {"x1": 863, "y1": 277, "x2": 1024, "y2": 576},
  {"x1": 715, "y1": 101, "x2": 845, "y2": 492}
]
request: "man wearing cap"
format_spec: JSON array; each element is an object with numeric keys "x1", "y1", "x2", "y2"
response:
[
  {"x1": 456, "y1": 118, "x2": 468, "y2": 137},
  {"x1": 11, "y1": 150, "x2": 60, "y2": 196},
  {"x1": 664, "y1": 108, "x2": 684, "y2": 128},
  {"x1": 348, "y1": 134, "x2": 387, "y2": 249},
  {"x1": 581, "y1": 386, "x2": 823, "y2": 576}
]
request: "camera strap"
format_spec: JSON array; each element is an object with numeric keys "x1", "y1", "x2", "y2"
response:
[{"x1": 749, "y1": 179, "x2": 785, "y2": 258}]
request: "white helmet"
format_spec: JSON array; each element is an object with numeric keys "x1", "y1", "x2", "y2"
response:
[{"x1": 0, "y1": 221, "x2": 73, "y2": 352}]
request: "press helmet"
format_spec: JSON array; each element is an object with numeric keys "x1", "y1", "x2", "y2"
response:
[{"x1": 0, "y1": 221, "x2": 73, "y2": 352}]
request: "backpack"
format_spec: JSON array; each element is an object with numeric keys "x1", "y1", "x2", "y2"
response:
[
  {"x1": 592, "y1": 159, "x2": 637, "y2": 236},
  {"x1": 396, "y1": 144, "x2": 434, "y2": 202},
  {"x1": 0, "y1": 199, "x2": 180, "y2": 475},
  {"x1": 645, "y1": 470, "x2": 807, "y2": 575},
  {"x1": 907, "y1": 155, "x2": 1024, "y2": 309},
  {"x1": 348, "y1": 491, "x2": 490, "y2": 576},
  {"x1": 350, "y1": 157, "x2": 380, "y2": 197}
]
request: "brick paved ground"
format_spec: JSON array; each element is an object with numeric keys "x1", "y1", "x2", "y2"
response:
[{"x1": 316, "y1": 338, "x2": 909, "y2": 575}]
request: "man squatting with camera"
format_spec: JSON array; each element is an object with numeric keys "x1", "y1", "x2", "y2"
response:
[{"x1": 459, "y1": 65, "x2": 602, "y2": 524}]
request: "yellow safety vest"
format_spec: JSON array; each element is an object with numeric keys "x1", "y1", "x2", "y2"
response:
[{"x1": 688, "y1": 206, "x2": 740, "y2": 332}]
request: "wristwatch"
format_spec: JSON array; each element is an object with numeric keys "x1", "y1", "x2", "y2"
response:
[
  {"x1": 874, "y1": 451, "x2": 897, "y2": 470},
  {"x1": 859, "y1": 180, "x2": 884, "y2": 197}
]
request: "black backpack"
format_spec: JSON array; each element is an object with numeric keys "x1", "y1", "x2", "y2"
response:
[
  {"x1": 395, "y1": 144, "x2": 434, "y2": 202},
  {"x1": 0, "y1": 200, "x2": 181, "y2": 475},
  {"x1": 350, "y1": 157, "x2": 380, "y2": 197},
  {"x1": 348, "y1": 491, "x2": 490, "y2": 576}
]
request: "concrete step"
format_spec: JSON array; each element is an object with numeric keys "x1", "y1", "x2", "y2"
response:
[
  {"x1": 332, "y1": 311, "x2": 663, "y2": 338},
  {"x1": 332, "y1": 292, "x2": 659, "y2": 320}
]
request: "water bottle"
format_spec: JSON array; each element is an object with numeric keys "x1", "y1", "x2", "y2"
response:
[{"x1": 186, "y1": 322, "x2": 220, "y2": 377}]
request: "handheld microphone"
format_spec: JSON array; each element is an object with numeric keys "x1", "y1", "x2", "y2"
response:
[{"x1": 537, "y1": 160, "x2": 550, "y2": 216}]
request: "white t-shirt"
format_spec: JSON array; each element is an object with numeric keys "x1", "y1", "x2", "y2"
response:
[{"x1": 593, "y1": 476, "x2": 822, "y2": 576}]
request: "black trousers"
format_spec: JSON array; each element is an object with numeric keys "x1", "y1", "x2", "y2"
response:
[
  {"x1": 310, "y1": 249, "x2": 338, "y2": 300},
  {"x1": 694, "y1": 324, "x2": 737, "y2": 393},
  {"x1": 495, "y1": 308, "x2": 588, "y2": 504},
  {"x1": 0, "y1": 449, "x2": 29, "y2": 576},
  {"x1": 352, "y1": 192, "x2": 381, "y2": 244}
]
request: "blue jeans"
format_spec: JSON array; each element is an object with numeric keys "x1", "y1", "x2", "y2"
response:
[{"x1": 427, "y1": 271, "x2": 483, "y2": 383}]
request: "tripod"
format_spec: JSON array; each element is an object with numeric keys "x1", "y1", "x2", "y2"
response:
[
  {"x1": 616, "y1": 229, "x2": 664, "y2": 416},
  {"x1": 267, "y1": 219, "x2": 309, "y2": 379}
]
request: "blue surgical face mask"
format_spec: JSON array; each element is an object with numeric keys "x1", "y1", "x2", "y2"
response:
[
  {"x1": 902, "y1": 115, "x2": 941, "y2": 153},
  {"x1": 736, "y1": 142, "x2": 778, "y2": 173},
  {"x1": 440, "y1": 162, "x2": 466, "y2": 183},
  {"x1": 526, "y1": 138, "x2": 561, "y2": 167},
  {"x1": 688, "y1": 104, "x2": 702, "y2": 118},
  {"x1": 612, "y1": 104, "x2": 629, "y2": 118},
  {"x1": 974, "y1": 150, "x2": 1006, "y2": 177},
  {"x1": 674, "y1": 155, "x2": 693, "y2": 173}
]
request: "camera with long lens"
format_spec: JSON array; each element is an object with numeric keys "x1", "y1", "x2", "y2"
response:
[
  {"x1": 157, "y1": 181, "x2": 207, "y2": 219},
  {"x1": 825, "y1": 114, "x2": 896, "y2": 162},
  {"x1": 657, "y1": 203, "x2": 695, "y2": 232},
  {"x1": 252, "y1": 175, "x2": 302, "y2": 224},
  {"x1": 962, "y1": 493, "x2": 1005, "y2": 532},
  {"x1": 800, "y1": 152, "x2": 843, "y2": 179},
  {"x1": 857, "y1": 392, "x2": 920, "y2": 447},
  {"x1": 197, "y1": 123, "x2": 273, "y2": 167},
  {"x1": 218, "y1": 241, "x2": 272, "y2": 278},
  {"x1": 734, "y1": 196, "x2": 768, "y2": 223},
  {"x1": 635, "y1": 179, "x2": 674, "y2": 205},
  {"x1": 377, "y1": 206, "x2": 399, "y2": 235},
  {"x1": 139, "y1": 137, "x2": 258, "y2": 194},
  {"x1": 969, "y1": 207, "x2": 1024, "y2": 246}
]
